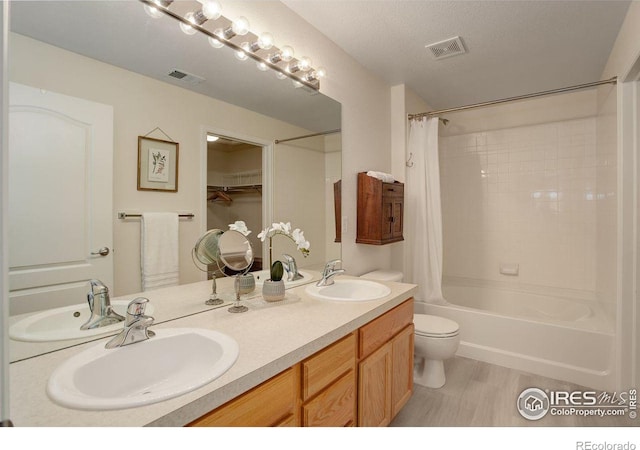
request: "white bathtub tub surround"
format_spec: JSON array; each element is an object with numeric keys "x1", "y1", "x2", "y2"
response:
[
  {"x1": 9, "y1": 276, "x2": 417, "y2": 426},
  {"x1": 417, "y1": 283, "x2": 615, "y2": 391}
]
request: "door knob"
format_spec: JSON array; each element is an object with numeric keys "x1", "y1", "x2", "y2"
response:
[{"x1": 91, "y1": 247, "x2": 110, "y2": 257}]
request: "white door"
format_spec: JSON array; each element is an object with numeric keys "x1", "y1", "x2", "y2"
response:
[{"x1": 8, "y1": 82, "x2": 113, "y2": 315}]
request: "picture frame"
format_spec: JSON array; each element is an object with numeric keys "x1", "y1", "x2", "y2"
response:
[{"x1": 137, "y1": 136, "x2": 179, "y2": 192}]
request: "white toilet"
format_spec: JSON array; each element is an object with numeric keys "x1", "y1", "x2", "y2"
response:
[
  {"x1": 412, "y1": 314, "x2": 459, "y2": 388},
  {"x1": 361, "y1": 269, "x2": 460, "y2": 389}
]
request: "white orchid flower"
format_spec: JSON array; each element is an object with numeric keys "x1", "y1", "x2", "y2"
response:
[
  {"x1": 228, "y1": 220, "x2": 251, "y2": 236},
  {"x1": 257, "y1": 227, "x2": 271, "y2": 241},
  {"x1": 257, "y1": 221, "x2": 310, "y2": 257}
]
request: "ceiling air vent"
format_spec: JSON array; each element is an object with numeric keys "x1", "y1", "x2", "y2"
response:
[
  {"x1": 425, "y1": 36, "x2": 467, "y2": 60},
  {"x1": 167, "y1": 69, "x2": 205, "y2": 85}
]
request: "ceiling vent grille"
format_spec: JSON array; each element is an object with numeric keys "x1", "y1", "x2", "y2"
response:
[
  {"x1": 425, "y1": 36, "x2": 467, "y2": 60},
  {"x1": 167, "y1": 69, "x2": 205, "y2": 85}
]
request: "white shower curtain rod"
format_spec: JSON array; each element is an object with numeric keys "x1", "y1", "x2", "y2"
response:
[{"x1": 408, "y1": 77, "x2": 618, "y2": 121}]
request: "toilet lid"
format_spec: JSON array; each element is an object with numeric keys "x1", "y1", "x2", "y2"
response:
[{"x1": 414, "y1": 314, "x2": 459, "y2": 337}]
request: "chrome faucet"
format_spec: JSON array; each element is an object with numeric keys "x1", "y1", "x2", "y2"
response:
[
  {"x1": 316, "y1": 259, "x2": 345, "y2": 287},
  {"x1": 282, "y1": 254, "x2": 303, "y2": 282},
  {"x1": 81, "y1": 279, "x2": 125, "y2": 330},
  {"x1": 105, "y1": 297, "x2": 155, "y2": 349}
]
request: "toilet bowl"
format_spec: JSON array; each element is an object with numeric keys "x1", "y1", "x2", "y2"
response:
[
  {"x1": 360, "y1": 270, "x2": 460, "y2": 388},
  {"x1": 413, "y1": 314, "x2": 460, "y2": 388}
]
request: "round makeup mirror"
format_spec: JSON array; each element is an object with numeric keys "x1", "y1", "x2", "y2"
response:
[
  {"x1": 218, "y1": 230, "x2": 254, "y2": 273},
  {"x1": 192, "y1": 228, "x2": 225, "y2": 305},
  {"x1": 217, "y1": 230, "x2": 255, "y2": 313}
]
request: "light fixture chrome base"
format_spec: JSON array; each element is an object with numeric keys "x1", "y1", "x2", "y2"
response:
[{"x1": 205, "y1": 297, "x2": 224, "y2": 306}]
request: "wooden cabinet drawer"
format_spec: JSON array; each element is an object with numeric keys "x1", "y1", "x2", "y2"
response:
[
  {"x1": 188, "y1": 366, "x2": 299, "y2": 427},
  {"x1": 302, "y1": 332, "x2": 356, "y2": 401},
  {"x1": 359, "y1": 298, "x2": 413, "y2": 359},
  {"x1": 382, "y1": 182, "x2": 403, "y2": 197},
  {"x1": 303, "y1": 370, "x2": 356, "y2": 427}
]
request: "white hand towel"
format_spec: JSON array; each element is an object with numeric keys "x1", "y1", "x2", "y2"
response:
[
  {"x1": 366, "y1": 170, "x2": 395, "y2": 183},
  {"x1": 141, "y1": 212, "x2": 179, "y2": 292}
]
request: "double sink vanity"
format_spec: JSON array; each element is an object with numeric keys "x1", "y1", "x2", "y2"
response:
[{"x1": 9, "y1": 274, "x2": 416, "y2": 427}]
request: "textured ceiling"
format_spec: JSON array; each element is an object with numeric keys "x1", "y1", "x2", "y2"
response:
[{"x1": 283, "y1": 0, "x2": 631, "y2": 110}]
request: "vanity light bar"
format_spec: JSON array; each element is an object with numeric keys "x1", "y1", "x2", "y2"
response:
[{"x1": 138, "y1": 0, "x2": 323, "y2": 91}]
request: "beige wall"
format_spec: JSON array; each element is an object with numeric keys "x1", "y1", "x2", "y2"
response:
[
  {"x1": 272, "y1": 138, "x2": 326, "y2": 269},
  {"x1": 9, "y1": 33, "x2": 312, "y2": 296}
]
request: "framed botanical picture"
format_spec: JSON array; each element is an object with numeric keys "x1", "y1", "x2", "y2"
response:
[{"x1": 137, "y1": 136, "x2": 179, "y2": 192}]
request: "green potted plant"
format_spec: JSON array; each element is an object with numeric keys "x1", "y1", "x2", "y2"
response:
[{"x1": 262, "y1": 260, "x2": 286, "y2": 302}]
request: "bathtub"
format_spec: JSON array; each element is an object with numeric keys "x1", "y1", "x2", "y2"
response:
[{"x1": 416, "y1": 283, "x2": 615, "y2": 391}]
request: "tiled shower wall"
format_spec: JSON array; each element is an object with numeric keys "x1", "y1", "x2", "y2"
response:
[{"x1": 440, "y1": 118, "x2": 601, "y2": 297}]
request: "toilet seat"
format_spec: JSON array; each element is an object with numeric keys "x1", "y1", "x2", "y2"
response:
[{"x1": 414, "y1": 314, "x2": 459, "y2": 338}]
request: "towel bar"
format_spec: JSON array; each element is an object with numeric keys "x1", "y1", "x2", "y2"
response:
[{"x1": 118, "y1": 212, "x2": 195, "y2": 219}]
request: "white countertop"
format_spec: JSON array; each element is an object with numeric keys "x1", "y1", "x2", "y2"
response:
[{"x1": 9, "y1": 276, "x2": 417, "y2": 427}]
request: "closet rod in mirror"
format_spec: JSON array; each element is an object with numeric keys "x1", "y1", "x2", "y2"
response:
[{"x1": 275, "y1": 128, "x2": 341, "y2": 144}]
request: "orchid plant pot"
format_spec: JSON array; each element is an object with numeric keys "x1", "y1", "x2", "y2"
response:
[{"x1": 262, "y1": 279, "x2": 285, "y2": 302}]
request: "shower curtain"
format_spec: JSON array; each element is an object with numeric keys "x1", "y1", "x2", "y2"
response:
[{"x1": 405, "y1": 117, "x2": 444, "y2": 303}]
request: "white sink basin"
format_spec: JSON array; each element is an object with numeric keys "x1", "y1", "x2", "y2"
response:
[
  {"x1": 305, "y1": 279, "x2": 391, "y2": 302},
  {"x1": 252, "y1": 269, "x2": 316, "y2": 288},
  {"x1": 9, "y1": 301, "x2": 155, "y2": 342},
  {"x1": 47, "y1": 327, "x2": 239, "y2": 410}
]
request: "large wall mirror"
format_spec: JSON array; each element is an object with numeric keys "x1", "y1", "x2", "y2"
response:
[{"x1": 7, "y1": 0, "x2": 341, "y2": 361}]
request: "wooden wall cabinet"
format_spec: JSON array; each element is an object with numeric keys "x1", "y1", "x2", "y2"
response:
[
  {"x1": 189, "y1": 299, "x2": 414, "y2": 427},
  {"x1": 356, "y1": 172, "x2": 404, "y2": 245}
]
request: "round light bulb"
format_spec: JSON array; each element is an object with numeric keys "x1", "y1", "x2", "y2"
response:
[
  {"x1": 231, "y1": 16, "x2": 250, "y2": 36},
  {"x1": 208, "y1": 36, "x2": 224, "y2": 49},
  {"x1": 315, "y1": 66, "x2": 327, "y2": 79},
  {"x1": 200, "y1": 0, "x2": 222, "y2": 20},
  {"x1": 298, "y1": 56, "x2": 312, "y2": 71},
  {"x1": 257, "y1": 32, "x2": 274, "y2": 50},
  {"x1": 280, "y1": 45, "x2": 294, "y2": 62},
  {"x1": 179, "y1": 12, "x2": 198, "y2": 35},
  {"x1": 234, "y1": 42, "x2": 250, "y2": 61},
  {"x1": 256, "y1": 61, "x2": 269, "y2": 71},
  {"x1": 143, "y1": 4, "x2": 164, "y2": 19}
]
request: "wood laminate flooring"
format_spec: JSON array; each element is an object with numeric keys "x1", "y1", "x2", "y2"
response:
[{"x1": 390, "y1": 357, "x2": 638, "y2": 427}]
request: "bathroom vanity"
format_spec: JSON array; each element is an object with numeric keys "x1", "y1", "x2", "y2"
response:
[{"x1": 9, "y1": 276, "x2": 416, "y2": 426}]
